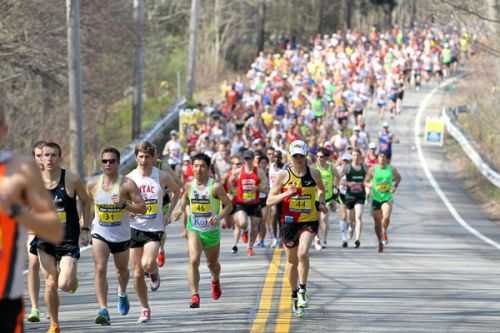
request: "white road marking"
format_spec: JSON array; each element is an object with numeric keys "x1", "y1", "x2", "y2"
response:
[{"x1": 415, "y1": 78, "x2": 500, "y2": 250}]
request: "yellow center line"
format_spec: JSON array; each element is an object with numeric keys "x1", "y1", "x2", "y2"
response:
[
  {"x1": 250, "y1": 248, "x2": 282, "y2": 333},
  {"x1": 274, "y1": 265, "x2": 292, "y2": 333}
]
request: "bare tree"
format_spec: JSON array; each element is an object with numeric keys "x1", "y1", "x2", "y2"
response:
[
  {"x1": 67, "y1": 0, "x2": 85, "y2": 178},
  {"x1": 256, "y1": 0, "x2": 266, "y2": 53}
]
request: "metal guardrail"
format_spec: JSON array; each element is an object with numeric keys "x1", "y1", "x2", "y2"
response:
[
  {"x1": 442, "y1": 107, "x2": 500, "y2": 188},
  {"x1": 118, "y1": 98, "x2": 186, "y2": 173}
]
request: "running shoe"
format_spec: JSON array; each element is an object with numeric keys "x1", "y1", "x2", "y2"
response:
[
  {"x1": 190, "y1": 294, "x2": 200, "y2": 308},
  {"x1": 211, "y1": 280, "x2": 222, "y2": 300},
  {"x1": 117, "y1": 294, "x2": 130, "y2": 315},
  {"x1": 156, "y1": 249, "x2": 166, "y2": 268},
  {"x1": 314, "y1": 238, "x2": 322, "y2": 251},
  {"x1": 354, "y1": 240, "x2": 361, "y2": 248},
  {"x1": 247, "y1": 248, "x2": 254, "y2": 257},
  {"x1": 137, "y1": 308, "x2": 151, "y2": 323},
  {"x1": 242, "y1": 230, "x2": 249, "y2": 243},
  {"x1": 231, "y1": 245, "x2": 238, "y2": 254},
  {"x1": 297, "y1": 289, "x2": 310, "y2": 308},
  {"x1": 378, "y1": 242, "x2": 384, "y2": 253},
  {"x1": 342, "y1": 241, "x2": 348, "y2": 248},
  {"x1": 149, "y1": 271, "x2": 160, "y2": 292},
  {"x1": 27, "y1": 308, "x2": 40, "y2": 322},
  {"x1": 271, "y1": 238, "x2": 279, "y2": 248},
  {"x1": 292, "y1": 298, "x2": 304, "y2": 318},
  {"x1": 68, "y1": 278, "x2": 79, "y2": 294},
  {"x1": 256, "y1": 239, "x2": 266, "y2": 248},
  {"x1": 383, "y1": 230, "x2": 389, "y2": 245},
  {"x1": 95, "y1": 308, "x2": 111, "y2": 326},
  {"x1": 322, "y1": 241, "x2": 328, "y2": 249},
  {"x1": 47, "y1": 322, "x2": 61, "y2": 333}
]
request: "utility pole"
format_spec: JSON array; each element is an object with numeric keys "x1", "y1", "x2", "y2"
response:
[
  {"x1": 186, "y1": 0, "x2": 199, "y2": 100},
  {"x1": 256, "y1": 0, "x2": 266, "y2": 54},
  {"x1": 66, "y1": 0, "x2": 85, "y2": 178},
  {"x1": 132, "y1": 0, "x2": 145, "y2": 140}
]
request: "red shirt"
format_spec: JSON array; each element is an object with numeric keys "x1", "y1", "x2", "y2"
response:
[{"x1": 234, "y1": 166, "x2": 260, "y2": 205}]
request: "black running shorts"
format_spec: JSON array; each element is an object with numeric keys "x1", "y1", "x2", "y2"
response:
[
  {"x1": 280, "y1": 221, "x2": 319, "y2": 248},
  {"x1": 129, "y1": 229, "x2": 164, "y2": 248}
]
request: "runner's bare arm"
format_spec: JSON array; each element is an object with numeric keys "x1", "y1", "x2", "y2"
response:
[
  {"x1": 364, "y1": 166, "x2": 374, "y2": 188},
  {"x1": 311, "y1": 168, "x2": 328, "y2": 213},
  {"x1": 266, "y1": 170, "x2": 293, "y2": 206},
  {"x1": 122, "y1": 178, "x2": 147, "y2": 214},
  {"x1": 392, "y1": 167, "x2": 402, "y2": 191},
  {"x1": 70, "y1": 173, "x2": 92, "y2": 229},
  {"x1": 171, "y1": 188, "x2": 188, "y2": 221},
  {"x1": 13, "y1": 158, "x2": 62, "y2": 244},
  {"x1": 160, "y1": 170, "x2": 181, "y2": 217},
  {"x1": 213, "y1": 182, "x2": 233, "y2": 220}
]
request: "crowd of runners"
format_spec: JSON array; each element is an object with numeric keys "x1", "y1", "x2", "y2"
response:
[{"x1": 0, "y1": 24, "x2": 475, "y2": 333}]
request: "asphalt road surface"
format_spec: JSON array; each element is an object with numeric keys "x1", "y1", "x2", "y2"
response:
[{"x1": 24, "y1": 79, "x2": 500, "y2": 333}]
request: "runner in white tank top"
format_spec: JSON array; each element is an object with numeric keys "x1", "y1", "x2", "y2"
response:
[
  {"x1": 87, "y1": 147, "x2": 146, "y2": 326},
  {"x1": 127, "y1": 142, "x2": 181, "y2": 323}
]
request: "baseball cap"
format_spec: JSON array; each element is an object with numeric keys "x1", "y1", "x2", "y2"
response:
[
  {"x1": 243, "y1": 149, "x2": 255, "y2": 160},
  {"x1": 170, "y1": 129, "x2": 178, "y2": 136},
  {"x1": 369, "y1": 142, "x2": 377, "y2": 149},
  {"x1": 342, "y1": 153, "x2": 352, "y2": 161},
  {"x1": 183, "y1": 154, "x2": 191, "y2": 162},
  {"x1": 353, "y1": 125, "x2": 361, "y2": 131},
  {"x1": 273, "y1": 120, "x2": 280, "y2": 125},
  {"x1": 382, "y1": 122, "x2": 389, "y2": 128},
  {"x1": 289, "y1": 140, "x2": 308, "y2": 156}
]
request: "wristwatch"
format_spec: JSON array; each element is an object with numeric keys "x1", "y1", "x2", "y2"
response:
[{"x1": 8, "y1": 203, "x2": 23, "y2": 218}]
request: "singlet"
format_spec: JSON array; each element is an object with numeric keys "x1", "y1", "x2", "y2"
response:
[
  {"x1": 280, "y1": 167, "x2": 318, "y2": 224},
  {"x1": 127, "y1": 167, "x2": 164, "y2": 232},
  {"x1": 183, "y1": 164, "x2": 193, "y2": 183},
  {"x1": 91, "y1": 175, "x2": 130, "y2": 243},
  {"x1": 345, "y1": 164, "x2": 367, "y2": 198},
  {"x1": 187, "y1": 178, "x2": 220, "y2": 233},
  {"x1": 268, "y1": 163, "x2": 283, "y2": 187},
  {"x1": 44, "y1": 169, "x2": 80, "y2": 246},
  {"x1": 0, "y1": 153, "x2": 27, "y2": 300},
  {"x1": 371, "y1": 165, "x2": 394, "y2": 202},
  {"x1": 234, "y1": 166, "x2": 260, "y2": 205},
  {"x1": 365, "y1": 154, "x2": 378, "y2": 169},
  {"x1": 316, "y1": 163, "x2": 334, "y2": 201},
  {"x1": 379, "y1": 131, "x2": 393, "y2": 154}
]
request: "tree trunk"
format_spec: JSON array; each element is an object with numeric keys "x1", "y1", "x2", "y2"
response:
[
  {"x1": 256, "y1": 0, "x2": 266, "y2": 54},
  {"x1": 132, "y1": 0, "x2": 145, "y2": 140},
  {"x1": 66, "y1": 0, "x2": 84, "y2": 178},
  {"x1": 345, "y1": 0, "x2": 352, "y2": 30},
  {"x1": 214, "y1": 0, "x2": 221, "y2": 76},
  {"x1": 186, "y1": 0, "x2": 199, "y2": 100},
  {"x1": 41, "y1": 75, "x2": 52, "y2": 120},
  {"x1": 487, "y1": 0, "x2": 500, "y2": 84}
]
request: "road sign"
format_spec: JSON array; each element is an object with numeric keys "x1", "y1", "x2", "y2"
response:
[{"x1": 425, "y1": 116, "x2": 445, "y2": 145}]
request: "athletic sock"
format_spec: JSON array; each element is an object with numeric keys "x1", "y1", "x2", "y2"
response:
[
  {"x1": 291, "y1": 288, "x2": 299, "y2": 299},
  {"x1": 299, "y1": 284, "x2": 306, "y2": 292}
]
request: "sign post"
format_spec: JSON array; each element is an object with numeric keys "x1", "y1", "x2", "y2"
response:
[{"x1": 425, "y1": 116, "x2": 445, "y2": 145}]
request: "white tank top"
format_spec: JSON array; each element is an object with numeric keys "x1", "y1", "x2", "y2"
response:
[
  {"x1": 268, "y1": 164, "x2": 282, "y2": 186},
  {"x1": 127, "y1": 167, "x2": 164, "y2": 232},
  {"x1": 91, "y1": 175, "x2": 130, "y2": 243}
]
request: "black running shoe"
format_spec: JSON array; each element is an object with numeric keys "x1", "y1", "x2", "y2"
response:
[
  {"x1": 355, "y1": 240, "x2": 360, "y2": 248},
  {"x1": 342, "y1": 241, "x2": 348, "y2": 248},
  {"x1": 231, "y1": 246, "x2": 238, "y2": 254}
]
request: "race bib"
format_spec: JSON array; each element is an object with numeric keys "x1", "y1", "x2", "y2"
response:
[
  {"x1": 144, "y1": 199, "x2": 159, "y2": 219},
  {"x1": 376, "y1": 183, "x2": 392, "y2": 193},
  {"x1": 349, "y1": 183, "x2": 364, "y2": 193},
  {"x1": 191, "y1": 202, "x2": 210, "y2": 214},
  {"x1": 289, "y1": 195, "x2": 312, "y2": 213},
  {"x1": 97, "y1": 205, "x2": 124, "y2": 225},
  {"x1": 192, "y1": 213, "x2": 217, "y2": 232},
  {"x1": 57, "y1": 210, "x2": 67, "y2": 223},
  {"x1": 242, "y1": 180, "x2": 257, "y2": 202}
]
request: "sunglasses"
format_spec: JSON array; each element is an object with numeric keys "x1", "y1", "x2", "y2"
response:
[
  {"x1": 102, "y1": 159, "x2": 117, "y2": 165},
  {"x1": 232, "y1": 162, "x2": 242, "y2": 166}
]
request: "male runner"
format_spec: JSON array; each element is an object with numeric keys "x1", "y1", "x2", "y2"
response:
[
  {"x1": 229, "y1": 149, "x2": 267, "y2": 256},
  {"x1": 364, "y1": 152, "x2": 401, "y2": 253},
  {"x1": 172, "y1": 153, "x2": 233, "y2": 308},
  {"x1": 26, "y1": 140, "x2": 46, "y2": 323},
  {"x1": 37, "y1": 142, "x2": 92, "y2": 333},
  {"x1": 0, "y1": 109, "x2": 62, "y2": 333},
  {"x1": 87, "y1": 147, "x2": 146, "y2": 325},
  {"x1": 267, "y1": 140, "x2": 328, "y2": 317},
  {"x1": 127, "y1": 141, "x2": 180, "y2": 323}
]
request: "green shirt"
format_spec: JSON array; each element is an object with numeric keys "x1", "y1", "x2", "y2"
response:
[
  {"x1": 317, "y1": 163, "x2": 334, "y2": 201},
  {"x1": 371, "y1": 165, "x2": 393, "y2": 202}
]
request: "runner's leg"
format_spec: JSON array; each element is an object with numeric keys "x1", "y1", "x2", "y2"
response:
[
  {"x1": 92, "y1": 238, "x2": 111, "y2": 309},
  {"x1": 38, "y1": 250, "x2": 59, "y2": 325}
]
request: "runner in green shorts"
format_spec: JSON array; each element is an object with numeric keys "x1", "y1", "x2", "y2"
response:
[{"x1": 172, "y1": 153, "x2": 233, "y2": 309}]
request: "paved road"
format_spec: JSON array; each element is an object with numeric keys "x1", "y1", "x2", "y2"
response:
[{"x1": 24, "y1": 80, "x2": 500, "y2": 333}]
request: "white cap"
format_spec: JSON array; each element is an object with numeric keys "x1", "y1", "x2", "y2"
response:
[
  {"x1": 183, "y1": 154, "x2": 191, "y2": 161},
  {"x1": 369, "y1": 142, "x2": 377, "y2": 149},
  {"x1": 341, "y1": 153, "x2": 352, "y2": 161},
  {"x1": 289, "y1": 140, "x2": 308, "y2": 156},
  {"x1": 273, "y1": 120, "x2": 280, "y2": 125},
  {"x1": 382, "y1": 122, "x2": 389, "y2": 128},
  {"x1": 353, "y1": 125, "x2": 361, "y2": 131}
]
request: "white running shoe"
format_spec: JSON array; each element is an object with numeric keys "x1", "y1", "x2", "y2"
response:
[
  {"x1": 297, "y1": 289, "x2": 310, "y2": 308},
  {"x1": 137, "y1": 308, "x2": 151, "y2": 323}
]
